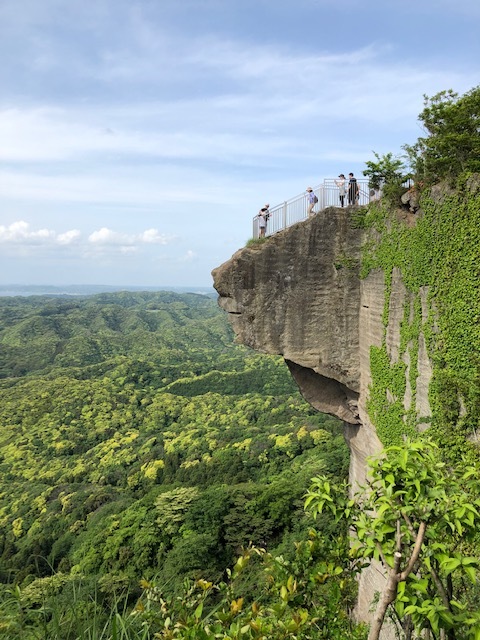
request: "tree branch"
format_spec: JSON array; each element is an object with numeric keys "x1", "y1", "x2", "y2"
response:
[
  {"x1": 428, "y1": 560, "x2": 451, "y2": 611},
  {"x1": 398, "y1": 521, "x2": 426, "y2": 582},
  {"x1": 368, "y1": 552, "x2": 403, "y2": 640}
]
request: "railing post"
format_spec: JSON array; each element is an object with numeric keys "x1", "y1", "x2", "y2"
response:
[{"x1": 283, "y1": 201, "x2": 287, "y2": 230}]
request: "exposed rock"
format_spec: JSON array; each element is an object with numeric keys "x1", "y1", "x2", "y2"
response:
[
  {"x1": 212, "y1": 207, "x2": 432, "y2": 631},
  {"x1": 414, "y1": 288, "x2": 433, "y2": 429},
  {"x1": 213, "y1": 209, "x2": 365, "y2": 425},
  {"x1": 400, "y1": 188, "x2": 420, "y2": 213},
  {"x1": 212, "y1": 210, "x2": 426, "y2": 486}
]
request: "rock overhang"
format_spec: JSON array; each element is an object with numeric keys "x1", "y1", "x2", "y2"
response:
[{"x1": 212, "y1": 211, "x2": 365, "y2": 424}]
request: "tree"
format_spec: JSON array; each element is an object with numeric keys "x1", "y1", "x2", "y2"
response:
[
  {"x1": 133, "y1": 542, "x2": 366, "y2": 639},
  {"x1": 403, "y1": 86, "x2": 480, "y2": 185},
  {"x1": 305, "y1": 439, "x2": 480, "y2": 640},
  {"x1": 362, "y1": 152, "x2": 407, "y2": 191}
]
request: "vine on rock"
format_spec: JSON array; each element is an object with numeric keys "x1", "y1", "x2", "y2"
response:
[{"x1": 360, "y1": 175, "x2": 480, "y2": 453}]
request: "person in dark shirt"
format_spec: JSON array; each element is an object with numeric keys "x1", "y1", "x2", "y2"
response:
[{"x1": 347, "y1": 173, "x2": 359, "y2": 205}]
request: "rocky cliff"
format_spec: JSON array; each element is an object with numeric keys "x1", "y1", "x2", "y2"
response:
[
  {"x1": 212, "y1": 205, "x2": 434, "y2": 625},
  {"x1": 213, "y1": 207, "x2": 432, "y2": 483}
]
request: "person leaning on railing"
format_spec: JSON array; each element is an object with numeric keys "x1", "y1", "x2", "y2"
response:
[{"x1": 257, "y1": 204, "x2": 269, "y2": 237}]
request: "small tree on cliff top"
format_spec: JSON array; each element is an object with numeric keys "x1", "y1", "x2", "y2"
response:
[
  {"x1": 403, "y1": 86, "x2": 480, "y2": 185},
  {"x1": 305, "y1": 438, "x2": 480, "y2": 640},
  {"x1": 363, "y1": 151, "x2": 407, "y2": 191},
  {"x1": 362, "y1": 151, "x2": 409, "y2": 206}
]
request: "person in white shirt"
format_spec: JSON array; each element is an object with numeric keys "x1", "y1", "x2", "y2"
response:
[
  {"x1": 306, "y1": 188, "x2": 317, "y2": 217},
  {"x1": 257, "y1": 204, "x2": 269, "y2": 237},
  {"x1": 335, "y1": 174, "x2": 346, "y2": 207}
]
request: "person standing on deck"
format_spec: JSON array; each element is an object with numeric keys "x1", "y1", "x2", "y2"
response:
[
  {"x1": 347, "y1": 173, "x2": 359, "y2": 205},
  {"x1": 257, "y1": 204, "x2": 269, "y2": 237},
  {"x1": 335, "y1": 174, "x2": 347, "y2": 207},
  {"x1": 306, "y1": 188, "x2": 317, "y2": 217}
]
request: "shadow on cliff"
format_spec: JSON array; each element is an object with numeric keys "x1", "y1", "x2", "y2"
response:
[{"x1": 286, "y1": 359, "x2": 360, "y2": 424}]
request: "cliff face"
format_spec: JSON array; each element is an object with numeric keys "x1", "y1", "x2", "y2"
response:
[
  {"x1": 213, "y1": 208, "x2": 432, "y2": 483},
  {"x1": 213, "y1": 211, "x2": 363, "y2": 422},
  {"x1": 212, "y1": 206, "x2": 434, "y2": 625}
]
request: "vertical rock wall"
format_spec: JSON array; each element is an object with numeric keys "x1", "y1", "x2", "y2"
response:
[{"x1": 212, "y1": 207, "x2": 432, "y2": 627}]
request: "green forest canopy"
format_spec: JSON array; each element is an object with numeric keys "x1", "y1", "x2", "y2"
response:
[{"x1": 0, "y1": 291, "x2": 348, "y2": 596}]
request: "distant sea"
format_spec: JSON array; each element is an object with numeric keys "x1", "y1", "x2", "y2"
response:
[{"x1": 0, "y1": 284, "x2": 217, "y2": 298}]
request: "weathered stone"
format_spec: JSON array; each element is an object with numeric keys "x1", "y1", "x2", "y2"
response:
[
  {"x1": 401, "y1": 188, "x2": 420, "y2": 212},
  {"x1": 212, "y1": 210, "x2": 365, "y2": 403},
  {"x1": 212, "y1": 207, "x2": 432, "y2": 633}
]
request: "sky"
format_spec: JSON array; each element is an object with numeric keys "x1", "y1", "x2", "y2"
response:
[{"x1": 1, "y1": 0, "x2": 479, "y2": 288}]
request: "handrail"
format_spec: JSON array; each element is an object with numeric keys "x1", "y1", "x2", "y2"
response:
[{"x1": 253, "y1": 178, "x2": 372, "y2": 238}]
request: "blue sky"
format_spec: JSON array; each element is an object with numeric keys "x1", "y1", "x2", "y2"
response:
[{"x1": 1, "y1": 0, "x2": 479, "y2": 288}]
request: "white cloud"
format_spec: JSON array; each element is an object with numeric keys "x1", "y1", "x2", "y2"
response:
[
  {"x1": 88, "y1": 227, "x2": 172, "y2": 246},
  {"x1": 88, "y1": 227, "x2": 120, "y2": 244},
  {"x1": 57, "y1": 229, "x2": 81, "y2": 245},
  {"x1": 0, "y1": 108, "x2": 147, "y2": 162},
  {"x1": 0, "y1": 221, "x2": 173, "y2": 260},
  {"x1": 0, "y1": 41, "x2": 473, "y2": 167},
  {"x1": 140, "y1": 228, "x2": 170, "y2": 244},
  {"x1": 180, "y1": 250, "x2": 197, "y2": 262},
  {"x1": 0, "y1": 220, "x2": 56, "y2": 243}
]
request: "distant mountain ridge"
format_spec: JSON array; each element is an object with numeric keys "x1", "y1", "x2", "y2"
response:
[{"x1": 0, "y1": 284, "x2": 216, "y2": 297}]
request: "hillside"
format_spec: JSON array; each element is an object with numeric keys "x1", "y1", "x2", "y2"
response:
[
  {"x1": 0, "y1": 291, "x2": 351, "y2": 637},
  {"x1": 213, "y1": 181, "x2": 480, "y2": 640}
]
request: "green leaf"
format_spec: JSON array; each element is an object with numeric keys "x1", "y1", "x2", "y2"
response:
[
  {"x1": 440, "y1": 557, "x2": 461, "y2": 575},
  {"x1": 464, "y1": 566, "x2": 477, "y2": 583}
]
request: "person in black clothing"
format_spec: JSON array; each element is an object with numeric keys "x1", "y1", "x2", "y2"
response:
[{"x1": 347, "y1": 172, "x2": 359, "y2": 205}]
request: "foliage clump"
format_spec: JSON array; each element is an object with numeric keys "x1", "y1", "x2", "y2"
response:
[
  {"x1": 362, "y1": 152, "x2": 410, "y2": 207},
  {"x1": 358, "y1": 85, "x2": 480, "y2": 453},
  {"x1": 306, "y1": 438, "x2": 480, "y2": 640},
  {"x1": 362, "y1": 85, "x2": 480, "y2": 207},
  {"x1": 404, "y1": 86, "x2": 480, "y2": 186}
]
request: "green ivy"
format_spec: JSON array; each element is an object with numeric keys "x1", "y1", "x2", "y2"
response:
[
  {"x1": 333, "y1": 253, "x2": 359, "y2": 271},
  {"x1": 367, "y1": 346, "x2": 415, "y2": 447},
  {"x1": 360, "y1": 175, "x2": 480, "y2": 452}
]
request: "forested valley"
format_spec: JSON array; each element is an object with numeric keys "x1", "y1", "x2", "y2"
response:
[{"x1": 0, "y1": 291, "x2": 355, "y2": 639}]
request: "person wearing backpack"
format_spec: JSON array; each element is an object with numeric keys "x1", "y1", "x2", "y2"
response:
[
  {"x1": 347, "y1": 173, "x2": 359, "y2": 206},
  {"x1": 306, "y1": 188, "x2": 318, "y2": 217}
]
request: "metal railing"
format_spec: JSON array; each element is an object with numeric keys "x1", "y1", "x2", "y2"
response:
[{"x1": 253, "y1": 178, "x2": 373, "y2": 238}]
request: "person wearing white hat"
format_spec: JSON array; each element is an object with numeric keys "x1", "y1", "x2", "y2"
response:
[
  {"x1": 257, "y1": 204, "x2": 270, "y2": 237},
  {"x1": 306, "y1": 188, "x2": 317, "y2": 217}
]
